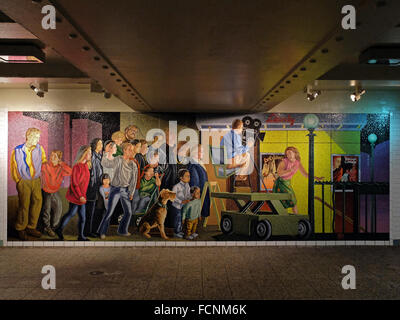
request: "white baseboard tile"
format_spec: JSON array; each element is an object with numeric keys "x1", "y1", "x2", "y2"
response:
[
  {"x1": 295, "y1": 241, "x2": 306, "y2": 247},
  {"x1": 334, "y1": 241, "x2": 346, "y2": 246},
  {"x1": 365, "y1": 240, "x2": 375, "y2": 246},
  {"x1": 256, "y1": 241, "x2": 266, "y2": 246},
  {"x1": 84, "y1": 241, "x2": 95, "y2": 247},
  {"x1": 315, "y1": 241, "x2": 326, "y2": 246},
  {"x1": 33, "y1": 241, "x2": 44, "y2": 247},
  {"x1": 74, "y1": 242, "x2": 85, "y2": 247},
  {"x1": 23, "y1": 241, "x2": 34, "y2": 247},
  {"x1": 11, "y1": 241, "x2": 23, "y2": 247},
  {"x1": 195, "y1": 241, "x2": 207, "y2": 246},
  {"x1": 236, "y1": 241, "x2": 246, "y2": 246},
  {"x1": 226, "y1": 241, "x2": 236, "y2": 246},
  {"x1": 175, "y1": 241, "x2": 186, "y2": 247},
  {"x1": 345, "y1": 240, "x2": 356, "y2": 246},
  {"x1": 94, "y1": 241, "x2": 106, "y2": 246},
  {"x1": 206, "y1": 241, "x2": 217, "y2": 246},
  {"x1": 216, "y1": 241, "x2": 227, "y2": 246},
  {"x1": 145, "y1": 242, "x2": 156, "y2": 247},
  {"x1": 265, "y1": 241, "x2": 277, "y2": 246},
  {"x1": 375, "y1": 241, "x2": 386, "y2": 246},
  {"x1": 52, "y1": 241, "x2": 64, "y2": 247},
  {"x1": 245, "y1": 241, "x2": 256, "y2": 246},
  {"x1": 305, "y1": 241, "x2": 316, "y2": 246},
  {"x1": 104, "y1": 241, "x2": 115, "y2": 247},
  {"x1": 155, "y1": 241, "x2": 166, "y2": 247}
]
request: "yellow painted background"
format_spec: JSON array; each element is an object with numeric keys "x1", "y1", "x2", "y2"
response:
[{"x1": 260, "y1": 130, "x2": 360, "y2": 233}]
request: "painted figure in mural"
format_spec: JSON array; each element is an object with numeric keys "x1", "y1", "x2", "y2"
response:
[
  {"x1": 273, "y1": 146, "x2": 324, "y2": 214},
  {"x1": 171, "y1": 169, "x2": 192, "y2": 238},
  {"x1": 10, "y1": 128, "x2": 47, "y2": 240},
  {"x1": 220, "y1": 119, "x2": 253, "y2": 181},
  {"x1": 154, "y1": 129, "x2": 178, "y2": 190},
  {"x1": 333, "y1": 156, "x2": 345, "y2": 182},
  {"x1": 128, "y1": 139, "x2": 142, "y2": 215},
  {"x1": 187, "y1": 144, "x2": 210, "y2": 220},
  {"x1": 111, "y1": 131, "x2": 125, "y2": 157},
  {"x1": 103, "y1": 140, "x2": 117, "y2": 181},
  {"x1": 55, "y1": 145, "x2": 91, "y2": 241},
  {"x1": 132, "y1": 166, "x2": 161, "y2": 214},
  {"x1": 97, "y1": 173, "x2": 111, "y2": 234},
  {"x1": 40, "y1": 150, "x2": 72, "y2": 237},
  {"x1": 135, "y1": 139, "x2": 149, "y2": 170},
  {"x1": 125, "y1": 125, "x2": 139, "y2": 142},
  {"x1": 84, "y1": 138, "x2": 103, "y2": 238},
  {"x1": 262, "y1": 155, "x2": 280, "y2": 190},
  {"x1": 97, "y1": 142, "x2": 138, "y2": 238},
  {"x1": 182, "y1": 186, "x2": 201, "y2": 240}
]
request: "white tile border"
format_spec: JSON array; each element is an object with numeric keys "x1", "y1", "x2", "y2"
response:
[
  {"x1": 3, "y1": 239, "x2": 395, "y2": 247},
  {"x1": 0, "y1": 110, "x2": 7, "y2": 247}
]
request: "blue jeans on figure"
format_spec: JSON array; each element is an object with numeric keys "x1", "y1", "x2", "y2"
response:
[
  {"x1": 57, "y1": 202, "x2": 87, "y2": 240},
  {"x1": 97, "y1": 186, "x2": 133, "y2": 236},
  {"x1": 169, "y1": 205, "x2": 182, "y2": 234}
]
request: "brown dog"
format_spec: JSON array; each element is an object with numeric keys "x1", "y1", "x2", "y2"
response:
[{"x1": 139, "y1": 189, "x2": 176, "y2": 240}]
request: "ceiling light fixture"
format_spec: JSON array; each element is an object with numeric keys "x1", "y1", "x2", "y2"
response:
[
  {"x1": 305, "y1": 85, "x2": 321, "y2": 101},
  {"x1": 350, "y1": 85, "x2": 366, "y2": 102},
  {"x1": 30, "y1": 83, "x2": 47, "y2": 98}
]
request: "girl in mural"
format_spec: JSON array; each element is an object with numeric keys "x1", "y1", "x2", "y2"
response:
[
  {"x1": 273, "y1": 146, "x2": 323, "y2": 214},
  {"x1": 84, "y1": 138, "x2": 103, "y2": 238},
  {"x1": 187, "y1": 144, "x2": 210, "y2": 221},
  {"x1": 55, "y1": 145, "x2": 92, "y2": 241},
  {"x1": 103, "y1": 140, "x2": 117, "y2": 181}
]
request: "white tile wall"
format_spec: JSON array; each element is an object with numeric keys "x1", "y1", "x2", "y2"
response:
[
  {"x1": 390, "y1": 112, "x2": 400, "y2": 244},
  {"x1": 0, "y1": 111, "x2": 7, "y2": 246}
]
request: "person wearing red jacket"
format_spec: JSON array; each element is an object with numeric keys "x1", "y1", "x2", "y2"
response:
[
  {"x1": 55, "y1": 146, "x2": 91, "y2": 241},
  {"x1": 41, "y1": 150, "x2": 72, "y2": 237}
]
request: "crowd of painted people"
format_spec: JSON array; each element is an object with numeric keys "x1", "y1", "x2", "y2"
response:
[{"x1": 11, "y1": 125, "x2": 210, "y2": 241}]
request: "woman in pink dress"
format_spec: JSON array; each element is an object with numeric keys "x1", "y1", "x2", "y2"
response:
[{"x1": 273, "y1": 146, "x2": 323, "y2": 214}]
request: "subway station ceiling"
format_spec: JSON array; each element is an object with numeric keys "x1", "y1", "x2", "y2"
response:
[{"x1": 1, "y1": 0, "x2": 400, "y2": 112}]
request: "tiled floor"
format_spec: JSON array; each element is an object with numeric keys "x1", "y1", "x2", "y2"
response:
[{"x1": 0, "y1": 246, "x2": 399, "y2": 300}]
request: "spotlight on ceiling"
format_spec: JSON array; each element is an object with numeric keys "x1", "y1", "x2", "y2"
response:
[
  {"x1": 104, "y1": 91, "x2": 112, "y2": 99},
  {"x1": 304, "y1": 85, "x2": 321, "y2": 101},
  {"x1": 350, "y1": 85, "x2": 366, "y2": 102},
  {"x1": 30, "y1": 83, "x2": 47, "y2": 98}
]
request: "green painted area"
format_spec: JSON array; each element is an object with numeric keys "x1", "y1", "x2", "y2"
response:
[{"x1": 260, "y1": 129, "x2": 360, "y2": 233}]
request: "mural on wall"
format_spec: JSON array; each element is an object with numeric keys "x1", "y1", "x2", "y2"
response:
[{"x1": 7, "y1": 111, "x2": 390, "y2": 242}]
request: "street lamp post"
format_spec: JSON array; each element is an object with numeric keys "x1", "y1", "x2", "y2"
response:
[
  {"x1": 368, "y1": 133, "x2": 377, "y2": 233},
  {"x1": 303, "y1": 114, "x2": 320, "y2": 235}
]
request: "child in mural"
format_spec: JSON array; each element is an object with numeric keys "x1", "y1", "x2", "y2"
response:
[
  {"x1": 10, "y1": 128, "x2": 47, "y2": 240},
  {"x1": 182, "y1": 186, "x2": 202, "y2": 240},
  {"x1": 187, "y1": 144, "x2": 210, "y2": 222},
  {"x1": 55, "y1": 145, "x2": 92, "y2": 241},
  {"x1": 128, "y1": 139, "x2": 142, "y2": 217},
  {"x1": 84, "y1": 138, "x2": 103, "y2": 238},
  {"x1": 97, "y1": 142, "x2": 138, "y2": 239},
  {"x1": 111, "y1": 131, "x2": 125, "y2": 157},
  {"x1": 132, "y1": 166, "x2": 161, "y2": 214},
  {"x1": 40, "y1": 150, "x2": 72, "y2": 237},
  {"x1": 273, "y1": 146, "x2": 323, "y2": 214},
  {"x1": 170, "y1": 169, "x2": 192, "y2": 238},
  {"x1": 96, "y1": 173, "x2": 111, "y2": 234},
  {"x1": 103, "y1": 140, "x2": 117, "y2": 181}
]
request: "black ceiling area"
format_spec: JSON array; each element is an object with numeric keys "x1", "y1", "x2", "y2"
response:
[{"x1": 1, "y1": 0, "x2": 400, "y2": 112}]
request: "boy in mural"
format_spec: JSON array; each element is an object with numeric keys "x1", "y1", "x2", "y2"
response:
[
  {"x1": 40, "y1": 150, "x2": 72, "y2": 237},
  {"x1": 103, "y1": 140, "x2": 117, "y2": 181},
  {"x1": 171, "y1": 169, "x2": 191, "y2": 238},
  {"x1": 97, "y1": 142, "x2": 138, "y2": 238},
  {"x1": 220, "y1": 119, "x2": 254, "y2": 181},
  {"x1": 111, "y1": 131, "x2": 125, "y2": 157},
  {"x1": 10, "y1": 128, "x2": 47, "y2": 240},
  {"x1": 132, "y1": 166, "x2": 161, "y2": 214},
  {"x1": 181, "y1": 186, "x2": 202, "y2": 240},
  {"x1": 273, "y1": 146, "x2": 324, "y2": 214}
]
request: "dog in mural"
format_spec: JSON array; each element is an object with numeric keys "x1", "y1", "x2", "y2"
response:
[{"x1": 139, "y1": 189, "x2": 176, "y2": 240}]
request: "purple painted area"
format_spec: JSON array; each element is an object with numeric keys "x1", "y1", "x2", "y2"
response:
[
  {"x1": 359, "y1": 140, "x2": 389, "y2": 233},
  {"x1": 71, "y1": 118, "x2": 102, "y2": 163}
]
